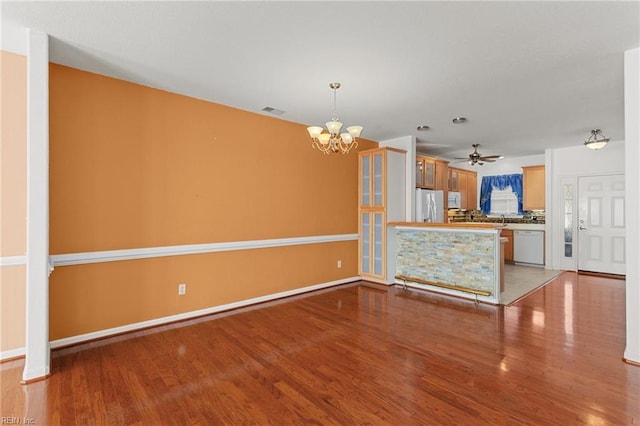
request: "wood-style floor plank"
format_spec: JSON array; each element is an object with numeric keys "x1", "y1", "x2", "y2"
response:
[{"x1": 2, "y1": 272, "x2": 639, "y2": 424}]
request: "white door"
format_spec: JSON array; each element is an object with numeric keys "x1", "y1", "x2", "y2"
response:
[{"x1": 578, "y1": 174, "x2": 625, "y2": 275}]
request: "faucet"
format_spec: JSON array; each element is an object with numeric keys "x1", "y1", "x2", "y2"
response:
[{"x1": 501, "y1": 214, "x2": 505, "y2": 225}]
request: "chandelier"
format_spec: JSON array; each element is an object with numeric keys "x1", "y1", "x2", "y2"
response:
[
  {"x1": 584, "y1": 129, "x2": 609, "y2": 150},
  {"x1": 307, "y1": 82, "x2": 363, "y2": 155}
]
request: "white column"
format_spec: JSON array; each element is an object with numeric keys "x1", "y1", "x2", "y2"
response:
[
  {"x1": 380, "y1": 136, "x2": 416, "y2": 221},
  {"x1": 624, "y1": 47, "x2": 640, "y2": 365},
  {"x1": 22, "y1": 29, "x2": 50, "y2": 382}
]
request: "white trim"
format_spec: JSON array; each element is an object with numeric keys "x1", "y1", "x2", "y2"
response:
[
  {"x1": 0, "y1": 347, "x2": 26, "y2": 361},
  {"x1": 0, "y1": 256, "x2": 27, "y2": 267},
  {"x1": 624, "y1": 47, "x2": 640, "y2": 364},
  {"x1": 50, "y1": 234, "x2": 358, "y2": 267},
  {"x1": 49, "y1": 276, "x2": 359, "y2": 350},
  {"x1": 23, "y1": 28, "x2": 50, "y2": 382}
]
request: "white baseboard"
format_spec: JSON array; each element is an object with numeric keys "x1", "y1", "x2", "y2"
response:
[
  {"x1": 624, "y1": 349, "x2": 640, "y2": 365},
  {"x1": 48, "y1": 276, "x2": 360, "y2": 351},
  {"x1": 2, "y1": 276, "x2": 360, "y2": 361},
  {"x1": 0, "y1": 347, "x2": 26, "y2": 361}
]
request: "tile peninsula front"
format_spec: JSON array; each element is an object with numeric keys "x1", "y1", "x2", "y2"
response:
[{"x1": 388, "y1": 223, "x2": 504, "y2": 304}]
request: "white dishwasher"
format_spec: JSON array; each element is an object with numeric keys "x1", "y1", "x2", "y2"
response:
[{"x1": 514, "y1": 230, "x2": 544, "y2": 265}]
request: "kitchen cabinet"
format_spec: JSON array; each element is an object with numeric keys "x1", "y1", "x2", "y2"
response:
[
  {"x1": 435, "y1": 159, "x2": 449, "y2": 216},
  {"x1": 415, "y1": 159, "x2": 424, "y2": 189},
  {"x1": 448, "y1": 168, "x2": 458, "y2": 191},
  {"x1": 523, "y1": 165, "x2": 545, "y2": 210},
  {"x1": 416, "y1": 155, "x2": 436, "y2": 189},
  {"x1": 449, "y1": 167, "x2": 477, "y2": 210},
  {"x1": 501, "y1": 229, "x2": 514, "y2": 263},
  {"x1": 466, "y1": 170, "x2": 477, "y2": 210},
  {"x1": 458, "y1": 170, "x2": 468, "y2": 207},
  {"x1": 359, "y1": 147, "x2": 406, "y2": 282},
  {"x1": 435, "y1": 159, "x2": 449, "y2": 192}
]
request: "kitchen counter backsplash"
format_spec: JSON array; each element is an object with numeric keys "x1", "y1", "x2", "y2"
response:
[{"x1": 449, "y1": 210, "x2": 545, "y2": 224}]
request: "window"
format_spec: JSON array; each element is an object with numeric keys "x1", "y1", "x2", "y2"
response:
[
  {"x1": 490, "y1": 187, "x2": 519, "y2": 216},
  {"x1": 480, "y1": 174, "x2": 523, "y2": 215}
]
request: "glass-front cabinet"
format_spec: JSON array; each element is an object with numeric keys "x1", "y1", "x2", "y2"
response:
[
  {"x1": 360, "y1": 211, "x2": 384, "y2": 277},
  {"x1": 359, "y1": 147, "x2": 406, "y2": 282},
  {"x1": 416, "y1": 155, "x2": 436, "y2": 189},
  {"x1": 360, "y1": 213, "x2": 370, "y2": 274},
  {"x1": 373, "y1": 152, "x2": 383, "y2": 206}
]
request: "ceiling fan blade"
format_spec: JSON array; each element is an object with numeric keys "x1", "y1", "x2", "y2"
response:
[
  {"x1": 481, "y1": 159, "x2": 496, "y2": 162},
  {"x1": 454, "y1": 157, "x2": 469, "y2": 160},
  {"x1": 479, "y1": 155, "x2": 502, "y2": 159}
]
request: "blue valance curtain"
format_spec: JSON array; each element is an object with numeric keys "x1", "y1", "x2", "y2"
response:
[{"x1": 479, "y1": 174, "x2": 523, "y2": 214}]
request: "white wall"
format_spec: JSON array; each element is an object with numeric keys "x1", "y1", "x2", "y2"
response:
[
  {"x1": 549, "y1": 142, "x2": 625, "y2": 176},
  {"x1": 380, "y1": 136, "x2": 416, "y2": 222},
  {"x1": 1, "y1": 22, "x2": 27, "y2": 54},
  {"x1": 547, "y1": 142, "x2": 625, "y2": 272}
]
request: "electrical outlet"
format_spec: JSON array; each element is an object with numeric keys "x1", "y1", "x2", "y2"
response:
[
  {"x1": 337, "y1": 260, "x2": 342, "y2": 268},
  {"x1": 178, "y1": 283, "x2": 186, "y2": 295}
]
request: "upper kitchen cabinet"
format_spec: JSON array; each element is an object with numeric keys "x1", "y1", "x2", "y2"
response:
[
  {"x1": 435, "y1": 159, "x2": 449, "y2": 192},
  {"x1": 359, "y1": 147, "x2": 406, "y2": 283},
  {"x1": 466, "y1": 170, "x2": 477, "y2": 210},
  {"x1": 448, "y1": 168, "x2": 458, "y2": 191},
  {"x1": 416, "y1": 155, "x2": 436, "y2": 189},
  {"x1": 449, "y1": 167, "x2": 477, "y2": 210},
  {"x1": 522, "y1": 165, "x2": 545, "y2": 210}
]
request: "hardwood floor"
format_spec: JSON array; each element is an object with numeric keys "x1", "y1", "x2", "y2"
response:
[{"x1": 2, "y1": 272, "x2": 639, "y2": 424}]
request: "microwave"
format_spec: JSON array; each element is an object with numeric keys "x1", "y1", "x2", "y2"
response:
[{"x1": 448, "y1": 191, "x2": 461, "y2": 209}]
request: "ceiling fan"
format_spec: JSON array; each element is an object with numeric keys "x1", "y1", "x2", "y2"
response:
[{"x1": 455, "y1": 144, "x2": 502, "y2": 166}]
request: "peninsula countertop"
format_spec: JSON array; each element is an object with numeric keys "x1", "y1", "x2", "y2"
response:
[{"x1": 388, "y1": 222, "x2": 545, "y2": 231}]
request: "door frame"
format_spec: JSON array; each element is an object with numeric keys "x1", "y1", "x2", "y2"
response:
[{"x1": 554, "y1": 172, "x2": 626, "y2": 273}]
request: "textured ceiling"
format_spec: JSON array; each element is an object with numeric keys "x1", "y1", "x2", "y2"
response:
[{"x1": 2, "y1": 1, "x2": 639, "y2": 160}]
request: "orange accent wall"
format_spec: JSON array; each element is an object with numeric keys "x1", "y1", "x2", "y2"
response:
[
  {"x1": 0, "y1": 51, "x2": 28, "y2": 353},
  {"x1": 49, "y1": 64, "x2": 377, "y2": 340},
  {"x1": 49, "y1": 241, "x2": 358, "y2": 340},
  {"x1": 49, "y1": 64, "x2": 376, "y2": 253}
]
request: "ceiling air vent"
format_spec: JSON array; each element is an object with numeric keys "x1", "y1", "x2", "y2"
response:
[{"x1": 261, "y1": 106, "x2": 285, "y2": 115}]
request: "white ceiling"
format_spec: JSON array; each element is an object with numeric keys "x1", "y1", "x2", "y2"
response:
[{"x1": 2, "y1": 1, "x2": 639, "y2": 161}]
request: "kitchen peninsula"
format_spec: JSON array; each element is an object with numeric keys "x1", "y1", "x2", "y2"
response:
[{"x1": 387, "y1": 222, "x2": 505, "y2": 304}]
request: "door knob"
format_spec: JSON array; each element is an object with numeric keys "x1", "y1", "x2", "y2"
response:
[{"x1": 579, "y1": 226, "x2": 587, "y2": 230}]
